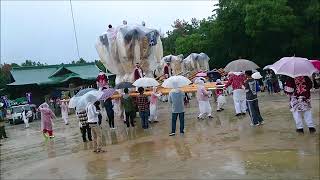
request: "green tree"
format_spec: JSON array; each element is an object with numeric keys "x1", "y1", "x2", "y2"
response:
[
  {"x1": 21, "y1": 60, "x2": 45, "y2": 67},
  {"x1": 162, "y1": 0, "x2": 320, "y2": 69},
  {"x1": 0, "y1": 64, "x2": 12, "y2": 88},
  {"x1": 72, "y1": 58, "x2": 87, "y2": 64}
]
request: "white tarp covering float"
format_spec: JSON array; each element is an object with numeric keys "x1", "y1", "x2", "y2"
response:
[
  {"x1": 96, "y1": 23, "x2": 163, "y2": 84},
  {"x1": 182, "y1": 53, "x2": 210, "y2": 74}
]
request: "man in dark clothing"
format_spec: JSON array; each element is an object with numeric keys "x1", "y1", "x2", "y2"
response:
[
  {"x1": 121, "y1": 88, "x2": 135, "y2": 128},
  {"x1": 136, "y1": 87, "x2": 149, "y2": 129},
  {"x1": 103, "y1": 98, "x2": 115, "y2": 129},
  {"x1": 76, "y1": 110, "x2": 92, "y2": 142},
  {"x1": 244, "y1": 70, "x2": 264, "y2": 126},
  {"x1": 94, "y1": 101, "x2": 102, "y2": 125}
]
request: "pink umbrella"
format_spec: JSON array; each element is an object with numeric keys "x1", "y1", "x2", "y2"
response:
[
  {"x1": 100, "y1": 88, "x2": 116, "y2": 100},
  {"x1": 270, "y1": 57, "x2": 318, "y2": 78},
  {"x1": 310, "y1": 60, "x2": 320, "y2": 71},
  {"x1": 196, "y1": 72, "x2": 207, "y2": 77}
]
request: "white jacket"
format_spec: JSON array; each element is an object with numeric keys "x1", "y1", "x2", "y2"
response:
[{"x1": 86, "y1": 103, "x2": 99, "y2": 123}]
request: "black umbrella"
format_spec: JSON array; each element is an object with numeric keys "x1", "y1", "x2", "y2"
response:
[
  {"x1": 207, "y1": 70, "x2": 221, "y2": 82},
  {"x1": 114, "y1": 82, "x2": 134, "y2": 89}
]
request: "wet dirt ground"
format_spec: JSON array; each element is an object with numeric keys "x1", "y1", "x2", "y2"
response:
[{"x1": 0, "y1": 92, "x2": 319, "y2": 179}]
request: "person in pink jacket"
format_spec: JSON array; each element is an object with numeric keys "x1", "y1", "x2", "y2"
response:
[
  {"x1": 196, "y1": 78, "x2": 213, "y2": 119},
  {"x1": 149, "y1": 87, "x2": 162, "y2": 123},
  {"x1": 38, "y1": 102, "x2": 56, "y2": 139}
]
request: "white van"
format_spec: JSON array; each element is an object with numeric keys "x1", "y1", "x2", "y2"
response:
[{"x1": 6, "y1": 104, "x2": 33, "y2": 125}]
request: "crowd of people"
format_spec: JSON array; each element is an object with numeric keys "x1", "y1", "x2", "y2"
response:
[{"x1": 0, "y1": 64, "x2": 318, "y2": 151}]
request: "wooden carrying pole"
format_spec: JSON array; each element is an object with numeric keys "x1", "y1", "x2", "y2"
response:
[{"x1": 110, "y1": 82, "x2": 226, "y2": 99}]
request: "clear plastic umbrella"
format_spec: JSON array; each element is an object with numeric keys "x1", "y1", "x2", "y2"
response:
[
  {"x1": 162, "y1": 75, "x2": 191, "y2": 88},
  {"x1": 74, "y1": 88, "x2": 95, "y2": 97},
  {"x1": 225, "y1": 59, "x2": 259, "y2": 72},
  {"x1": 263, "y1": 65, "x2": 272, "y2": 70},
  {"x1": 133, "y1": 77, "x2": 159, "y2": 87},
  {"x1": 68, "y1": 96, "x2": 80, "y2": 108},
  {"x1": 76, "y1": 91, "x2": 103, "y2": 111}
]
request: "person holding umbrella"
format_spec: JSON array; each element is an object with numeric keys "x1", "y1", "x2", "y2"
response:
[
  {"x1": 162, "y1": 75, "x2": 191, "y2": 136},
  {"x1": 270, "y1": 57, "x2": 318, "y2": 134},
  {"x1": 284, "y1": 76, "x2": 315, "y2": 134},
  {"x1": 168, "y1": 83, "x2": 185, "y2": 136},
  {"x1": 87, "y1": 99, "x2": 105, "y2": 153},
  {"x1": 225, "y1": 72, "x2": 247, "y2": 116}
]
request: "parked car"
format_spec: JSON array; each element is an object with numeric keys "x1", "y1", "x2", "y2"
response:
[{"x1": 6, "y1": 104, "x2": 33, "y2": 125}]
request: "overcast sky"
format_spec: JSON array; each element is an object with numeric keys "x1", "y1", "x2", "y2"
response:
[{"x1": 1, "y1": 1, "x2": 215, "y2": 65}]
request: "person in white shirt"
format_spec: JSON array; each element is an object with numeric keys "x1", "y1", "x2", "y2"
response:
[
  {"x1": 86, "y1": 99, "x2": 105, "y2": 153},
  {"x1": 22, "y1": 108, "x2": 29, "y2": 128}
]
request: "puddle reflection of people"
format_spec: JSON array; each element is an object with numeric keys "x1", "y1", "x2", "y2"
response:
[
  {"x1": 86, "y1": 158, "x2": 107, "y2": 179},
  {"x1": 110, "y1": 131, "x2": 118, "y2": 145},
  {"x1": 215, "y1": 116, "x2": 222, "y2": 127},
  {"x1": 174, "y1": 140, "x2": 192, "y2": 160},
  {"x1": 127, "y1": 127, "x2": 137, "y2": 140},
  {"x1": 46, "y1": 140, "x2": 56, "y2": 158}
]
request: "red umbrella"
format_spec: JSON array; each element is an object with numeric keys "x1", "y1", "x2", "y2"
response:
[{"x1": 310, "y1": 60, "x2": 320, "y2": 71}]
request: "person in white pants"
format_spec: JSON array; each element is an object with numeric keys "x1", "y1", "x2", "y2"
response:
[
  {"x1": 284, "y1": 76, "x2": 316, "y2": 134},
  {"x1": 22, "y1": 108, "x2": 29, "y2": 128},
  {"x1": 225, "y1": 72, "x2": 247, "y2": 116},
  {"x1": 196, "y1": 78, "x2": 213, "y2": 119},
  {"x1": 233, "y1": 89, "x2": 247, "y2": 115},
  {"x1": 292, "y1": 110, "x2": 314, "y2": 130},
  {"x1": 215, "y1": 79, "x2": 226, "y2": 111},
  {"x1": 60, "y1": 101, "x2": 69, "y2": 125}
]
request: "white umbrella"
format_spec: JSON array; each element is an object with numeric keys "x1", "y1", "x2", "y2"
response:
[
  {"x1": 69, "y1": 89, "x2": 101, "y2": 108},
  {"x1": 225, "y1": 59, "x2": 259, "y2": 72},
  {"x1": 133, "y1": 77, "x2": 159, "y2": 87},
  {"x1": 252, "y1": 72, "x2": 262, "y2": 79},
  {"x1": 162, "y1": 75, "x2": 191, "y2": 88},
  {"x1": 75, "y1": 91, "x2": 103, "y2": 111},
  {"x1": 263, "y1": 65, "x2": 272, "y2": 70}
]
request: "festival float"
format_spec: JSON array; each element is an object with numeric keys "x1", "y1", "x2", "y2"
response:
[{"x1": 95, "y1": 22, "x2": 224, "y2": 99}]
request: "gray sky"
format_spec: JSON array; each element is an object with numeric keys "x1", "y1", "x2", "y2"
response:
[{"x1": 1, "y1": 1, "x2": 215, "y2": 65}]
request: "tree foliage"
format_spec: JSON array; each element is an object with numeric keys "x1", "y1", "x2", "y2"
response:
[
  {"x1": 21, "y1": 60, "x2": 46, "y2": 67},
  {"x1": 161, "y1": 0, "x2": 320, "y2": 69}
]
